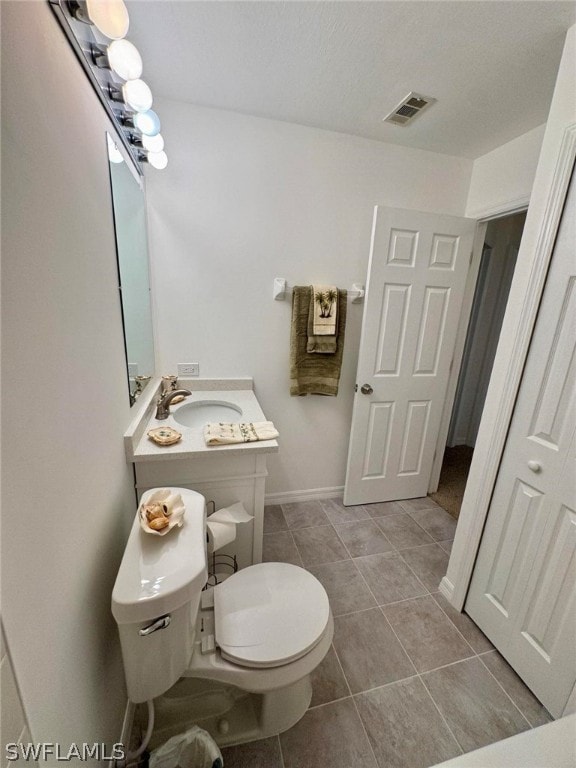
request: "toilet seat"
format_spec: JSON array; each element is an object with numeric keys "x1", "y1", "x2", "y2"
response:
[{"x1": 214, "y1": 562, "x2": 330, "y2": 669}]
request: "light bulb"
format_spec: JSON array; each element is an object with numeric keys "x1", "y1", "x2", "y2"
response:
[
  {"x1": 141, "y1": 133, "x2": 164, "y2": 153},
  {"x1": 86, "y1": 0, "x2": 129, "y2": 40},
  {"x1": 133, "y1": 110, "x2": 161, "y2": 136},
  {"x1": 107, "y1": 39, "x2": 142, "y2": 80},
  {"x1": 122, "y1": 79, "x2": 152, "y2": 112},
  {"x1": 106, "y1": 134, "x2": 124, "y2": 164},
  {"x1": 147, "y1": 151, "x2": 168, "y2": 170}
]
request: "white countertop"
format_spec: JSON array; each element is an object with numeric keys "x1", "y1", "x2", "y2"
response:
[{"x1": 125, "y1": 379, "x2": 279, "y2": 462}]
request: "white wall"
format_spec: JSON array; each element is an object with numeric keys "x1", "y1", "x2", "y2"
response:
[
  {"x1": 1, "y1": 1, "x2": 136, "y2": 755},
  {"x1": 146, "y1": 100, "x2": 472, "y2": 497},
  {"x1": 466, "y1": 124, "x2": 546, "y2": 219}
]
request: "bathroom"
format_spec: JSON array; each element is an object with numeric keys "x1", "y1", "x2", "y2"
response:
[{"x1": 2, "y1": 1, "x2": 575, "y2": 766}]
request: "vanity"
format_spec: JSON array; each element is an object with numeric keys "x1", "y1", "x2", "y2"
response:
[{"x1": 124, "y1": 378, "x2": 279, "y2": 569}]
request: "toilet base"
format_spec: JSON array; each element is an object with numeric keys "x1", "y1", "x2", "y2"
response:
[{"x1": 148, "y1": 674, "x2": 312, "y2": 750}]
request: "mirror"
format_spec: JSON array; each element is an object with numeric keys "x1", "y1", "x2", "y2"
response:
[{"x1": 107, "y1": 133, "x2": 155, "y2": 405}]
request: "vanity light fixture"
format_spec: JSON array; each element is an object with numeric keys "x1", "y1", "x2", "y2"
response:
[
  {"x1": 107, "y1": 133, "x2": 124, "y2": 163},
  {"x1": 92, "y1": 39, "x2": 143, "y2": 81},
  {"x1": 52, "y1": 0, "x2": 167, "y2": 171}
]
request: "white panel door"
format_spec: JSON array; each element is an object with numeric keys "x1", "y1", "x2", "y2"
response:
[
  {"x1": 465, "y1": 171, "x2": 576, "y2": 717},
  {"x1": 344, "y1": 206, "x2": 476, "y2": 505}
]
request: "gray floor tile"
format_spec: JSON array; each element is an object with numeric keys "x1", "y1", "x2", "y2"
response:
[
  {"x1": 355, "y1": 677, "x2": 462, "y2": 768},
  {"x1": 263, "y1": 504, "x2": 287, "y2": 534},
  {"x1": 408, "y1": 507, "x2": 458, "y2": 541},
  {"x1": 262, "y1": 531, "x2": 302, "y2": 566},
  {"x1": 333, "y1": 608, "x2": 415, "y2": 693},
  {"x1": 374, "y1": 513, "x2": 435, "y2": 550},
  {"x1": 320, "y1": 497, "x2": 372, "y2": 524},
  {"x1": 280, "y1": 698, "x2": 377, "y2": 768},
  {"x1": 282, "y1": 500, "x2": 330, "y2": 529},
  {"x1": 421, "y1": 657, "x2": 530, "y2": 753},
  {"x1": 480, "y1": 651, "x2": 552, "y2": 727},
  {"x1": 220, "y1": 736, "x2": 282, "y2": 768},
  {"x1": 399, "y1": 544, "x2": 449, "y2": 592},
  {"x1": 308, "y1": 559, "x2": 377, "y2": 616},
  {"x1": 383, "y1": 595, "x2": 474, "y2": 673},
  {"x1": 292, "y1": 525, "x2": 349, "y2": 566},
  {"x1": 310, "y1": 645, "x2": 350, "y2": 707},
  {"x1": 399, "y1": 497, "x2": 441, "y2": 513},
  {"x1": 355, "y1": 552, "x2": 428, "y2": 605},
  {"x1": 438, "y1": 539, "x2": 454, "y2": 555},
  {"x1": 334, "y1": 519, "x2": 395, "y2": 558},
  {"x1": 432, "y1": 593, "x2": 494, "y2": 653},
  {"x1": 363, "y1": 500, "x2": 407, "y2": 518}
]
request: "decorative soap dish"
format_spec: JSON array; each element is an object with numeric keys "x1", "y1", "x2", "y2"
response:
[
  {"x1": 148, "y1": 426, "x2": 182, "y2": 446},
  {"x1": 139, "y1": 489, "x2": 185, "y2": 536}
]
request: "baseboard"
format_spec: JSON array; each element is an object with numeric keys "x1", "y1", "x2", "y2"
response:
[
  {"x1": 439, "y1": 576, "x2": 455, "y2": 604},
  {"x1": 265, "y1": 486, "x2": 344, "y2": 505},
  {"x1": 110, "y1": 699, "x2": 136, "y2": 767}
]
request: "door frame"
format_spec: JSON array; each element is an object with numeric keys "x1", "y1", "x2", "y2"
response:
[
  {"x1": 441, "y1": 120, "x2": 576, "y2": 614},
  {"x1": 428, "y1": 209, "x2": 530, "y2": 493}
]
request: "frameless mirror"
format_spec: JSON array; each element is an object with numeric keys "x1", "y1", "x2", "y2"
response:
[{"x1": 107, "y1": 133, "x2": 155, "y2": 405}]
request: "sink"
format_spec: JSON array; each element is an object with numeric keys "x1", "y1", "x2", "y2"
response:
[{"x1": 172, "y1": 400, "x2": 243, "y2": 429}]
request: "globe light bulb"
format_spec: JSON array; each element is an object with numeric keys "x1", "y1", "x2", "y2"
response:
[
  {"x1": 86, "y1": 0, "x2": 129, "y2": 40},
  {"x1": 141, "y1": 133, "x2": 164, "y2": 153},
  {"x1": 122, "y1": 79, "x2": 152, "y2": 112},
  {"x1": 147, "y1": 151, "x2": 168, "y2": 170},
  {"x1": 107, "y1": 39, "x2": 142, "y2": 80},
  {"x1": 133, "y1": 110, "x2": 161, "y2": 137}
]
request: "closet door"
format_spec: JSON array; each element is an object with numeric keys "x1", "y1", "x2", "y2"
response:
[{"x1": 465, "y1": 170, "x2": 576, "y2": 717}]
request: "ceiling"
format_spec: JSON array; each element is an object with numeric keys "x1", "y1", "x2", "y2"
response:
[{"x1": 127, "y1": 1, "x2": 575, "y2": 159}]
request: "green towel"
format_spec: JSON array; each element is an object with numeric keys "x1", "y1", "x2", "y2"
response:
[{"x1": 290, "y1": 286, "x2": 347, "y2": 396}]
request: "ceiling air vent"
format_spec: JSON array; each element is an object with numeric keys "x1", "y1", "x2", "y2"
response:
[{"x1": 383, "y1": 92, "x2": 436, "y2": 126}]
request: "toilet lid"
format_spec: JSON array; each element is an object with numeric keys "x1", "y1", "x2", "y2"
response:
[{"x1": 214, "y1": 562, "x2": 330, "y2": 668}]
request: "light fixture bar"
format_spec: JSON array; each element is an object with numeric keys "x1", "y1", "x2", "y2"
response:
[{"x1": 49, "y1": 0, "x2": 142, "y2": 174}]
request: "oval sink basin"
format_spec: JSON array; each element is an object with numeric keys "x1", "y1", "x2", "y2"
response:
[{"x1": 173, "y1": 400, "x2": 243, "y2": 429}]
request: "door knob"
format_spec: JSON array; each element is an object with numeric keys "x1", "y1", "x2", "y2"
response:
[
  {"x1": 360, "y1": 384, "x2": 373, "y2": 395},
  {"x1": 527, "y1": 460, "x2": 542, "y2": 473}
]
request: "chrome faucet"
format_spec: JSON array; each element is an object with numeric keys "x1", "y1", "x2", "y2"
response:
[{"x1": 155, "y1": 389, "x2": 191, "y2": 420}]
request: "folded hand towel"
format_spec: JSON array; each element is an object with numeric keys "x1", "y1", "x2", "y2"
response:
[
  {"x1": 307, "y1": 292, "x2": 337, "y2": 354},
  {"x1": 204, "y1": 421, "x2": 279, "y2": 446},
  {"x1": 290, "y1": 286, "x2": 347, "y2": 396},
  {"x1": 312, "y1": 285, "x2": 338, "y2": 335}
]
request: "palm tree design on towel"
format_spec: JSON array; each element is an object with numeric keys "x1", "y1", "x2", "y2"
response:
[{"x1": 315, "y1": 288, "x2": 337, "y2": 318}]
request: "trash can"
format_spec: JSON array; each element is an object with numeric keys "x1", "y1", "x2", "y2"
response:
[{"x1": 149, "y1": 727, "x2": 223, "y2": 768}]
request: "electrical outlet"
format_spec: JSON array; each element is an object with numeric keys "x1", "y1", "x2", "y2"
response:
[{"x1": 178, "y1": 363, "x2": 200, "y2": 377}]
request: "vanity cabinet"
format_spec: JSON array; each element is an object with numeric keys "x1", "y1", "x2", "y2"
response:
[
  {"x1": 133, "y1": 452, "x2": 270, "y2": 568},
  {"x1": 125, "y1": 380, "x2": 279, "y2": 571}
]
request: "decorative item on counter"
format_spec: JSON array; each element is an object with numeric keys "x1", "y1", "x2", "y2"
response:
[
  {"x1": 148, "y1": 425, "x2": 182, "y2": 446},
  {"x1": 161, "y1": 374, "x2": 186, "y2": 404},
  {"x1": 133, "y1": 375, "x2": 151, "y2": 400},
  {"x1": 204, "y1": 422, "x2": 279, "y2": 446},
  {"x1": 139, "y1": 489, "x2": 185, "y2": 536}
]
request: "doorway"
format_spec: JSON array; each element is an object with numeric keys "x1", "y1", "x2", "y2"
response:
[{"x1": 430, "y1": 211, "x2": 527, "y2": 518}]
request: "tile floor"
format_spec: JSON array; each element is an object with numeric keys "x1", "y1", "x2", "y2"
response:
[{"x1": 221, "y1": 496, "x2": 552, "y2": 768}]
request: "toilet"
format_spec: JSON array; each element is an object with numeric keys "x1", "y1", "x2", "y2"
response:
[{"x1": 112, "y1": 487, "x2": 333, "y2": 746}]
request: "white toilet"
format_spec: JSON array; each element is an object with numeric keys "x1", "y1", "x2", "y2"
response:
[{"x1": 112, "y1": 487, "x2": 333, "y2": 747}]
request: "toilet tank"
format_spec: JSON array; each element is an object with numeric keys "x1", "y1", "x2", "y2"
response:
[{"x1": 112, "y1": 487, "x2": 208, "y2": 703}]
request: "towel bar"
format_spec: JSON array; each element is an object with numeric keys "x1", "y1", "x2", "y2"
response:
[{"x1": 273, "y1": 278, "x2": 364, "y2": 303}]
